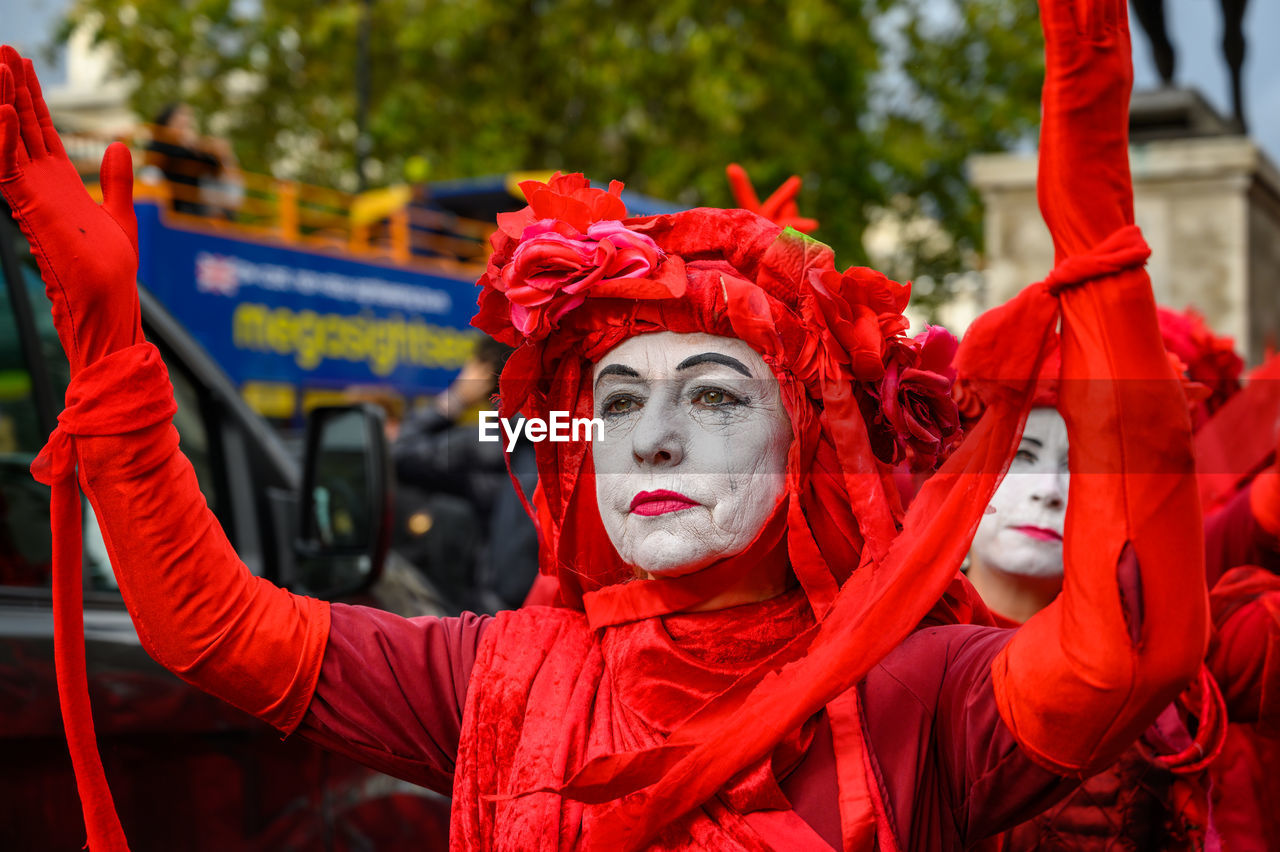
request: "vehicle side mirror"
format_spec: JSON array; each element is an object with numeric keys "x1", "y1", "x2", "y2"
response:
[{"x1": 295, "y1": 404, "x2": 391, "y2": 598}]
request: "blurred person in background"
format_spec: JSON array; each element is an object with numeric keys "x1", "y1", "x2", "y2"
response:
[
  {"x1": 393, "y1": 337, "x2": 539, "y2": 611},
  {"x1": 143, "y1": 102, "x2": 242, "y2": 218}
]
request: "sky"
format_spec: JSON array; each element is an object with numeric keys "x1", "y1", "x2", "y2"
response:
[
  {"x1": 7, "y1": 0, "x2": 69, "y2": 84},
  {"x1": 4, "y1": 0, "x2": 1280, "y2": 165}
]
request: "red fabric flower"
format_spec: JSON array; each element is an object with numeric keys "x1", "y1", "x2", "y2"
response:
[
  {"x1": 801, "y1": 267, "x2": 911, "y2": 384},
  {"x1": 493, "y1": 173, "x2": 627, "y2": 241},
  {"x1": 501, "y1": 222, "x2": 598, "y2": 303},
  {"x1": 476, "y1": 174, "x2": 678, "y2": 342},
  {"x1": 870, "y1": 326, "x2": 961, "y2": 471},
  {"x1": 951, "y1": 377, "x2": 987, "y2": 426}
]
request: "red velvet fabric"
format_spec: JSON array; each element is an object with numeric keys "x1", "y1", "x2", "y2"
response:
[
  {"x1": 453, "y1": 598, "x2": 837, "y2": 850},
  {"x1": 445, "y1": 603, "x2": 1083, "y2": 850},
  {"x1": 307, "y1": 606, "x2": 1072, "y2": 848}
]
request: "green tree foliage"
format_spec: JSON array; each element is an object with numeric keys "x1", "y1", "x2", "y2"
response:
[{"x1": 63, "y1": 0, "x2": 1042, "y2": 310}]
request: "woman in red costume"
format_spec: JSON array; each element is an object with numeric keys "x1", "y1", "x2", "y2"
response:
[
  {"x1": 0, "y1": 0, "x2": 1211, "y2": 848},
  {"x1": 957, "y1": 395, "x2": 1213, "y2": 849},
  {"x1": 957, "y1": 330, "x2": 1280, "y2": 849}
]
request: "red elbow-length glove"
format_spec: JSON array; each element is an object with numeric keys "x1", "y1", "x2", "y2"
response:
[
  {"x1": 0, "y1": 47, "x2": 328, "y2": 850},
  {"x1": 990, "y1": 0, "x2": 1209, "y2": 776}
]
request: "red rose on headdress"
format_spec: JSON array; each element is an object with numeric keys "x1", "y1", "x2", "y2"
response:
[
  {"x1": 1157, "y1": 306, "x2": 1243, "y2": 424},
  {"x1": 584, "y1": 221, "x2": 665, "y2": 281},
  {"x1": 496, "y1": 220, "x2": 665, "y2": 338},
  {"x1": 801, "y1": 267, "x2": 911, "y2": 385},
  {"x1": 870, "y1": 326, "x2": 961, "y2": 471},
  {"x1": 475, "y1": 174, "x2": 678, "y2": 342},
  {"x1": 494, "y1": 173, "x2": 628, "y2": 241}
]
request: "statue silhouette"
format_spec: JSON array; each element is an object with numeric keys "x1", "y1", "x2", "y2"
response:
[{"x1": 1129, "y1": 0, "x2": 1249, "y2": 131}]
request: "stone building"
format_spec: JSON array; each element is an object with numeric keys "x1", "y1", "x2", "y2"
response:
[{"x1": 969, "y1": 89, "x2": 1280, "y2": 365}]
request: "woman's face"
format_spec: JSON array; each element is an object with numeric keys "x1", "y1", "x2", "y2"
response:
[
  {"x1": 591, "y1": 332, "x2": 792, "y2": 576},
  {"x1": 971, "y1": 407, "x2": 1070, "y2": 578}
]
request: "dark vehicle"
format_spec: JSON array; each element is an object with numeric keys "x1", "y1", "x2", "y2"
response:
[{"x1": 0, "y1": 206, "x2": 450, "y2": 849}]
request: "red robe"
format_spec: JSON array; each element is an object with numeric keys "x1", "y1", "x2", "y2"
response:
[
  {"x1": 303, "y1": 595, "x2": 1083, "y2": 850},
  {"x1": 981, "y1": 484, "x2": 1280, "y2": 851}
]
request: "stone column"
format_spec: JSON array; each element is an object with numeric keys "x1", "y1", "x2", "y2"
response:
[{"x1": 969, "y1": 95, "x2": 1280, "y2": 365}]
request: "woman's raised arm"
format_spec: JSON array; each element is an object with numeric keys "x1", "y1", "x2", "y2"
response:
[
  {"x1": 0, "y1": 40, "x2": 329, "y2": 731},
  {"x1": 1, "y1": 45, "x2": 332, "y2": 849},
  {"x1": 991, "y1": 0, "x2": 1208, "y2": 775}
]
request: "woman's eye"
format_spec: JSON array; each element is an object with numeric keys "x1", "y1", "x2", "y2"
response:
[
  {"x1": 603, "y1": 395, "x2": 639, "y2": 416},
  {"x1": 692, "y1": 387, "x2": 741, "y2": 407},
  {"x1": 1014, "y1": 449, "x2": 1037, "y2": 464}
]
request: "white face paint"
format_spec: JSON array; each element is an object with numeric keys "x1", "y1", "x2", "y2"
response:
[
  {"x1": 971, "y1": 407, "x2": 1070, "y2": 578},
  {"x1": 591, "y1": 332, "x2": 792, "y2": 576}
]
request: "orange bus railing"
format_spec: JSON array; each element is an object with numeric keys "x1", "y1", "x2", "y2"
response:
[{"x1": 59, "y1": 125, "x2": 494, "y2": 275}]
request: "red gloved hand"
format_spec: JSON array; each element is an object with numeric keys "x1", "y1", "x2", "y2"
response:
[
  {"x1": 726, "y1": 163, "x2": 819, "y2": 234},
  {"x1": 0, "y1": 46, "x2": 140, "y2": 375},
  {"x1": 1036, "y1": 0, "x2": 1135, "y2": 261}
]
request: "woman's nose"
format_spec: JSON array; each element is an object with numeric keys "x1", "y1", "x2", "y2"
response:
[
  {"x1": 631, "y1": 400, "x2": 686, "y2": 467},
  {"x1": 1030, "y1": 473, "x2": 1066, "y2": 511}
]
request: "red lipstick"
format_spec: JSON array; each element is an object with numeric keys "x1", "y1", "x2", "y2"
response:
[
  {"x1": 1012, "y1": 525, "x2": 1062, "y2": 542},
  {"x1": 630, "y1": 489, "x2": 699, "y2": 516}
]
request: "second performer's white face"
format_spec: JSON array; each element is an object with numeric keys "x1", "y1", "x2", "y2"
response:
[
  {"x1": 971, "y1": 407, "x2": 1070, "y2": 578},
  {"x1": 591, "y1": 332, "x2": 792, "y2": 576}
]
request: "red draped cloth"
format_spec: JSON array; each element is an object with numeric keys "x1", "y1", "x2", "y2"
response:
[{"x1": 300, "y1": 599, "x2": 1077, "y2": 851}]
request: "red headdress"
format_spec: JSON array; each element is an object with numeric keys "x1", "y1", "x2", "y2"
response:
[
  {"x1": 1157, "y1": 306, "x2": 1243, "y2": 428},
  {"x1": 955, "y1": 305, "x2": 1233, "y2": 435},
  {"x1": 475, "y1": 173, "x2": 966, "y2": 609},
  {"x1": 471, "y1": 173, "x2": 1051, "y2": 846}
]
